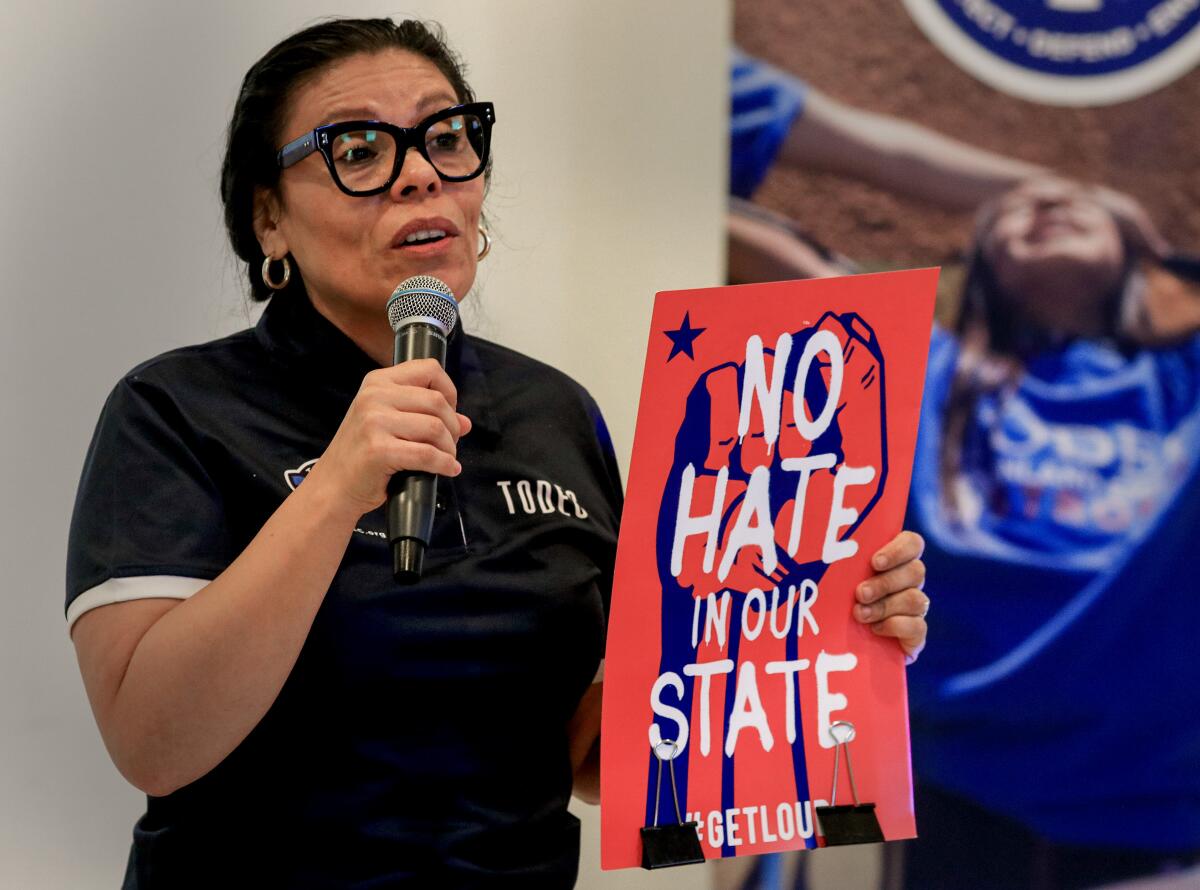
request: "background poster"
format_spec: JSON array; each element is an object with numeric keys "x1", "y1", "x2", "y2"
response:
[
  {"x1": 722, "y1": 2, "x2": 1200, "y2": 888},
  {"x1": 601, "y1": 269, "x2": 938, "y2": 869}
]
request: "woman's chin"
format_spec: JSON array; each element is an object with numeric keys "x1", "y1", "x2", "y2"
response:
[
  {"x1": 998, "y1": 254, "x2": 1123, "y2": 319},
  {"x1": 1006, "y1": 246, "x2": 1118, "y2": 284},
  {"x1": 385, "y1": 253, "x2": 473, "y2": 300}
]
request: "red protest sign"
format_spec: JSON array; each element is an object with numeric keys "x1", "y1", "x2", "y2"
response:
[{"x1": 600, "y1": 269, "x2": 938, "y2": 869}]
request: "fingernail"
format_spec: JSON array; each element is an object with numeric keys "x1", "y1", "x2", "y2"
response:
[
  {"x1": 857, "y1": 583, "x2": 873, "y2": 603},
  {"x1": 873, "y1": 553, "x2": 888, "y2": 571},
  {"x1": 856, "y1": 604, "x2": 874, "y2": 622},
  {"x1": 453, "y1": 460, "x2": 463, "y2": 475}
]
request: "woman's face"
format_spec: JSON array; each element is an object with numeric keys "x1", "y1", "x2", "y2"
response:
[
  {"x1": 982, "y1": 179, "x2": 1125, "y2": 332},
  {"x1": 260, "y1": 50, "x2": 484, "y2": 322}
]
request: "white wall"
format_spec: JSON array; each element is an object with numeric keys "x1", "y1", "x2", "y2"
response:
[{"x1": 0, "y1": 0, "x2": 728, "y2": 886}]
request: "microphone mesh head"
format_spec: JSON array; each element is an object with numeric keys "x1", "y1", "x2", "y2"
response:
[{"x1": 386, "y1": 275, "x2": 459, "y2": 336}]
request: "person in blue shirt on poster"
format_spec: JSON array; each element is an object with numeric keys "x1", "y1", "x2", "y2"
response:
[
  {"x1": 901, "y1": 177, "x2": 1200, "y2": 889},
  {"x1": 724, "y1": 48, "x2": 1200, "y2": 890}
]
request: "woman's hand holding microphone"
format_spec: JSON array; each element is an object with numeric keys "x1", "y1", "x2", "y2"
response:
[{"x1": 306, "y1": 358, "x2": 472, "y2": 517}]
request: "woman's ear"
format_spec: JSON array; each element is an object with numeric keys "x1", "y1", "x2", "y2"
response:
[{"x1": 252, "y1": 186, "x2": 287, "y2": 258}]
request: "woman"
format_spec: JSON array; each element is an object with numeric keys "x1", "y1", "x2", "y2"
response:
[
  {"x1": 65, "y1": 18, "x2": 928, "y2": 888},
  {"x1": 901, "y1": 178, "x2": 1200, "y2": 888}
]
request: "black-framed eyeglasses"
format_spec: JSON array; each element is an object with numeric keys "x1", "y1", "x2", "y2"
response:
[{"x1": 277, "y1": 101, "x2": 495, "y2": 197}]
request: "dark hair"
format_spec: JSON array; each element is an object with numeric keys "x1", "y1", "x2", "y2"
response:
[{"x1": 220, "y1": 18, "x2": 478, "y2": 303}]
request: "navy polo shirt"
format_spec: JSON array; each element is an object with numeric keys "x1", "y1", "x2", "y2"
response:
[{"x1": 65, "y1": 289, "x2": 623, "y2": 888}]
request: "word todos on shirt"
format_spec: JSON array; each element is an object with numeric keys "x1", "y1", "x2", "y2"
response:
[{"x1": 496, "y1": 479, "x2": 589, "y2": 519}]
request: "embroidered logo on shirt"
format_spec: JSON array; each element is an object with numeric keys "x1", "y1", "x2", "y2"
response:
[
  {"x1": 496, "y1": 479, "x2": 588, "y2": 519},
  {"x1": 284, "y1": 458, "x2": 319, "y2": 491},
  {"x1": 284, "y1": 458, "x2": 455, "y2": 544}
]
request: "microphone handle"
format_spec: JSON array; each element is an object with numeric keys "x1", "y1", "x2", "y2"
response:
[{"x1": 387, "y1": 322, "x2": 448, "y2": 583}]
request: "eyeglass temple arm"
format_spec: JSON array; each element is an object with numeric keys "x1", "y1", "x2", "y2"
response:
[{"x1": 278, "y1": 132, "x2": 318, "y2": 169}]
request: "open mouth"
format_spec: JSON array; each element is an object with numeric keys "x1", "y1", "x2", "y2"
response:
[{"x1": 399, "y1": 229, "x2": 449, "y2": 247}]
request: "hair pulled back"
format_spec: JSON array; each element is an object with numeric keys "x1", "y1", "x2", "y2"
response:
[{"x1": 220, "y1": 18, "x2": 477, "y2": 303}]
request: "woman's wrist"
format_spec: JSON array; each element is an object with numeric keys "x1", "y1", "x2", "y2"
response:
[{"x1": 290, "y1": 462, "x2": 366, "y2": 532}]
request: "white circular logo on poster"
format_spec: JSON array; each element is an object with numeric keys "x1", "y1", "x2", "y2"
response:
[{"x1": 902, "y1": 0, "x2": 1200, "y2": 106}]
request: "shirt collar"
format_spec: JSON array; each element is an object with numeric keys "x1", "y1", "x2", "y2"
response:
[{"x1": 254, "y1": 290, "x2": 500, "y2": 437}]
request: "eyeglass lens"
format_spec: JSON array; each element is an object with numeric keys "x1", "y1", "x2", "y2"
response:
[{"x1": 331, "y1": 113, "x2": 486, "y2": 192}]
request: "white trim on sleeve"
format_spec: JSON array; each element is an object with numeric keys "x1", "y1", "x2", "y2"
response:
[{"x1": 66, "y1": 575, "x2": 211, "y2": 636}]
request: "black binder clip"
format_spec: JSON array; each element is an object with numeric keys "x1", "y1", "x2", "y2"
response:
[
  {"x1": 640, "y1": 739, "x2": 705, "y2": 869},
  {"x1": 814, "y1": 721, "x2": 885, "y2": 846}
]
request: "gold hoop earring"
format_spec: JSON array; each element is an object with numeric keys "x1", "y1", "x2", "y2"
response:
[
  {"x1": 477, "y1": 226, "x2": 491, "y2": 261},
  {"x1": 262, "y1": 255, "x2": 291, "y2": 291}
]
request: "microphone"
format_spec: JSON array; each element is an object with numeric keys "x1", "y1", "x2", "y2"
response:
[{"x1": 385, "y1": 275, "x2": 460, "y2": 583}]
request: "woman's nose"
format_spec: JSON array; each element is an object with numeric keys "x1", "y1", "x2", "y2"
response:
[
  {"x1": 1031, "y1": 192, "x2": 1067, "y2": 213},
  {"x1": 391, "y1": 147, "x2": 441, "y2": 199}
]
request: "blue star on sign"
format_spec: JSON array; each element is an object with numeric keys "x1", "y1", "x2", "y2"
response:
[{"x1": 664, "y1": 312, "x2": 706, "y2": 362}]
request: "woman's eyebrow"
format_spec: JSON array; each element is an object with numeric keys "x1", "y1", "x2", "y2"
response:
[
  {"x1": 318, "y1": 94, "x2": 459, "y2": 127},
  {"x1": 319, "y1": 107, "x2": 379, "y2": 125},
  {"x1": 414, "y1": 92, "x2": 460, "y2": 115}
]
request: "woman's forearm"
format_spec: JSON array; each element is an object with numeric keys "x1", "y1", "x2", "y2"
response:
[
  {"x1": 108, "y1": 465, "x2": 360, "y2": 797},
  {"x1": 569, "y1": 680, "x2": 603, "y2": 805},
  {"x1": 573, "y1": 739, "x2": 601, "y2": 805},
  {"x1": 727, "y1": 210, "x2": 843, "y2": 283},
  {"x1": 784, "y1": 90, "x2": 1046, "y2": 211}
]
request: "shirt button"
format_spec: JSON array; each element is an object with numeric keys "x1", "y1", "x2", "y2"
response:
[{"x1": 435, "y1": 498, "x2": 447, "y2": 514}]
